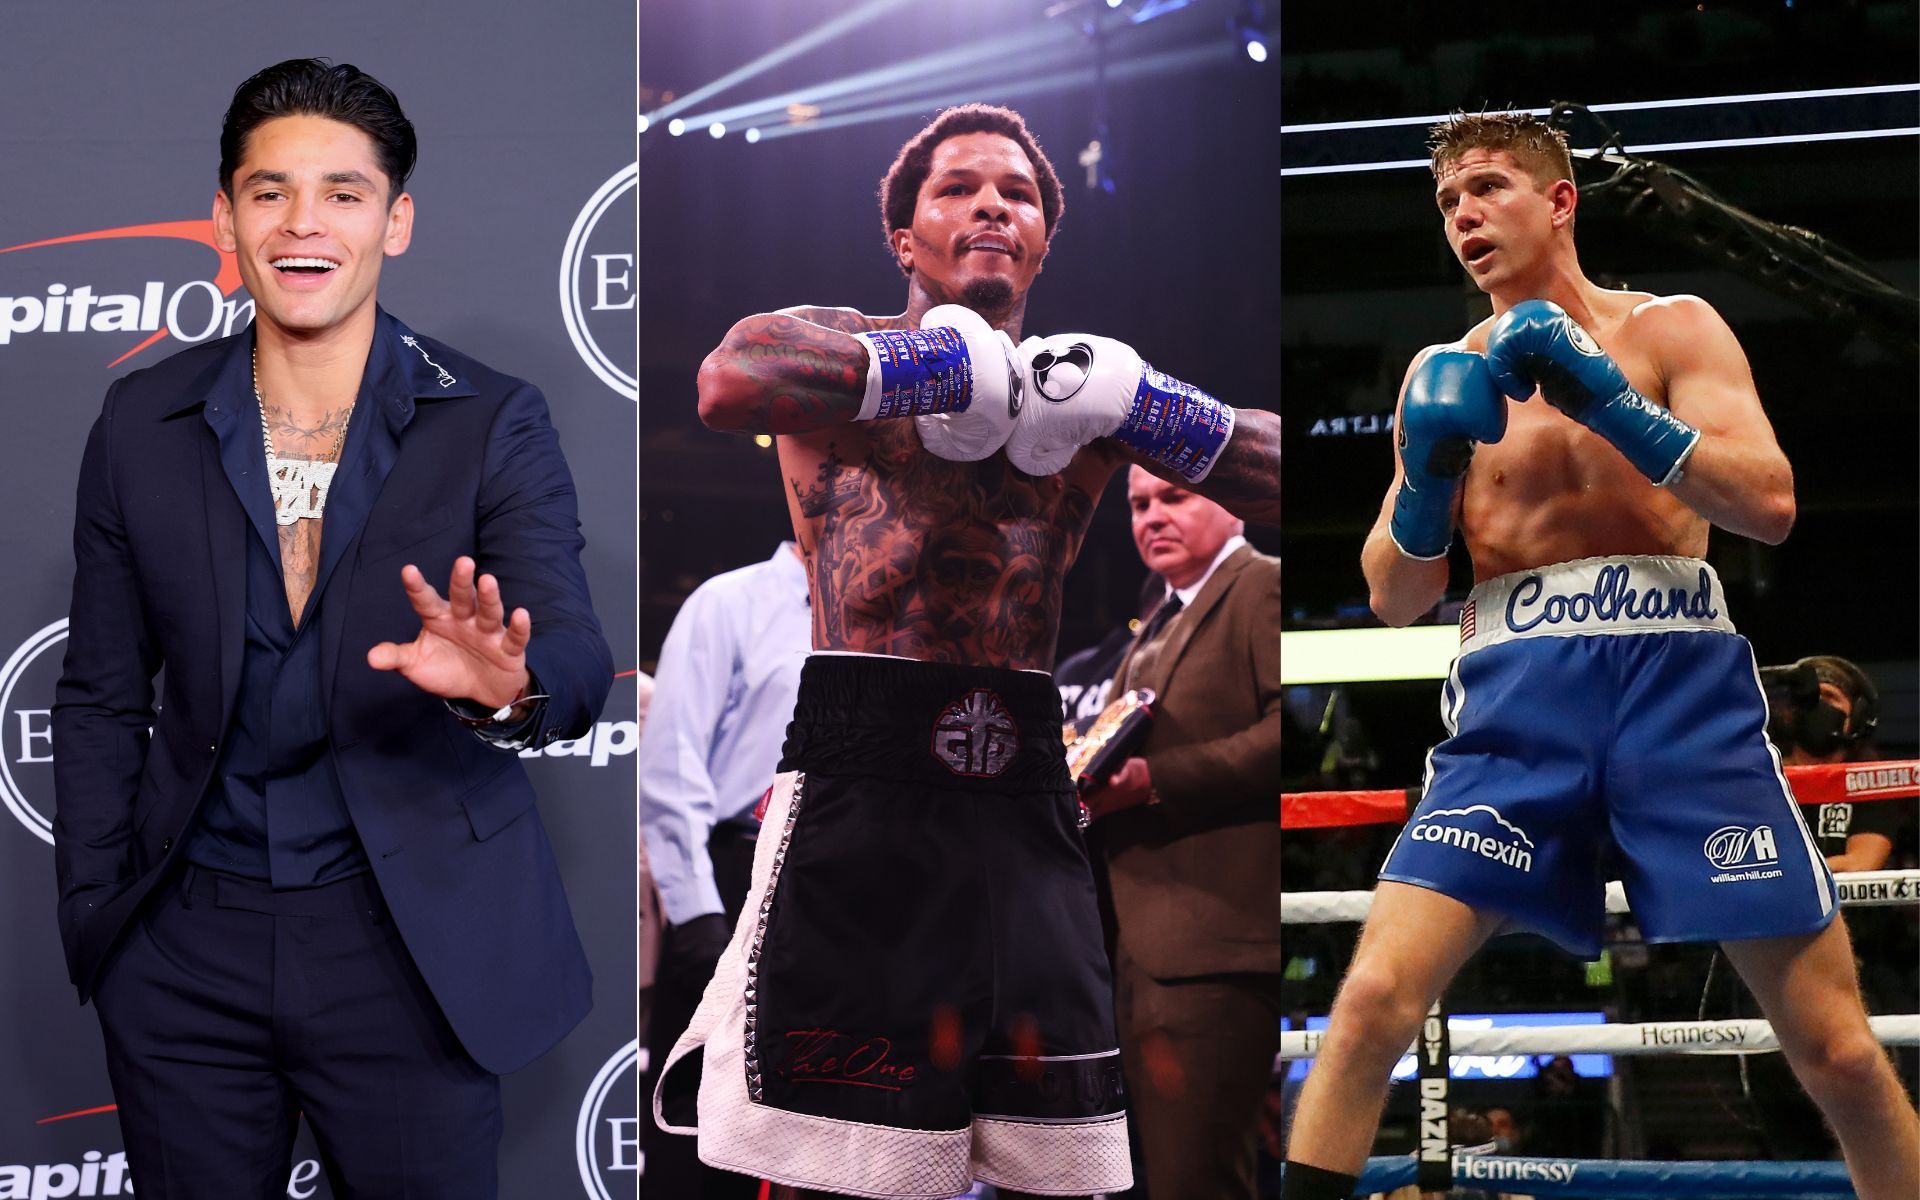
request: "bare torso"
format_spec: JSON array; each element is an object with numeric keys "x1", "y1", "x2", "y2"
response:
[
  {"x1": 773, "y1": 307, "x2": 1119, "y2": 670},
  {"x1": 1456, "y1": 290, "x2": 1707, "y2": 579}
]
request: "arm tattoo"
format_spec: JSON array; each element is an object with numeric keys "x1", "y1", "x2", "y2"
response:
[
  {"x1": 1197, "y1": 407, "x2": 1282, "y2": 526},
  {"x1": 709, "y1": 310, "x2": 876, "y2": 434}
]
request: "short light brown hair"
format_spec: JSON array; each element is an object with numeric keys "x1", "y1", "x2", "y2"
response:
[
  {"x1": 1428, "y1": 111, "x2": 1572, "y2": 190},
  {"x1": 879, "y1": 104, "x2": 1064, "y2": 276}
]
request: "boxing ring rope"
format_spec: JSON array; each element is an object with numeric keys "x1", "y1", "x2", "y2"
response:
[
  {"x1": 1280, "y1": 759, "x2": 1920, "y2": 829},
  {"x1": 1283, "y1": 868, "x2": 1920, "y2": 924},
  {"x1": 1348, "y1": 1154, "x2": 1854, "y2": 1197},
  {"x1": 1279, "y1": 1014, "x2": 1920, "y2": 1061}
]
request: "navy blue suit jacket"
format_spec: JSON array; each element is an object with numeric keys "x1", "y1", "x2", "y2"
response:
[{"x1": 53, "y1": 309, "x2": 613, "y2": 1074}]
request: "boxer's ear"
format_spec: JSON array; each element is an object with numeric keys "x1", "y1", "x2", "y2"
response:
[
  {"x1": 891, "y1": 226, "x2": 914, "y2": 273},
  {"x1": 1549, "y1": 178, "x2": 1578, "y2": 230}
]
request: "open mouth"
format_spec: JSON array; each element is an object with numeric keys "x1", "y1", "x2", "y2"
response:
[
  {"x1": 1460, "y1": 238, "x2": 1495, "y2": 266},
  {"x1": 271, "y1": 256, "x2": 341, "y2": 276},
  {"x1": 961, "y1": 234, "x2": 1015, "y2": 257}
]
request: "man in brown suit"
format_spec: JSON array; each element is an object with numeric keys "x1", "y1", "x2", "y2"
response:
[{"x1": 1089, "y1": 465, "x2": 1284, "y2": 1200}]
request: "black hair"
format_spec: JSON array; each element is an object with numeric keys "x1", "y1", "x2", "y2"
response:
[{"x1": 220, "y1": 59, "x2": 416, "y2": 197}]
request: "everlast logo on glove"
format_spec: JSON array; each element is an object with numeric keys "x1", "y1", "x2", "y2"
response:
[
  {"x1": 1030, "y1": 342, "x2": 1095, "y2": 401},
  {"x1": 931, "y1": 689, "x2": 1018, "y2": 777}
]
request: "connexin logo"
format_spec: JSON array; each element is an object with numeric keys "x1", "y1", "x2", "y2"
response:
[
  {"x1": 1408, "y1": 804, "x2": 1535, "y2": 872},
  {"x1": 0, "y1": 221, "x2": 248, "y2": 367}
]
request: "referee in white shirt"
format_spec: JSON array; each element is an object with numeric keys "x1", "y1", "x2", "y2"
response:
[{"x1": 639, "y1": 543, "x2": 810, "y2": 1197}]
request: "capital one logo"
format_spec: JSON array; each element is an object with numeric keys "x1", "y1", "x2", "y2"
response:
[
  {"x1": 0, "y1": 620, "x2": 65, "y2": 846},
  {"x1": 576, "y1": 1039, "x2": 640, "y2": 1199},
  {"x1": 1704, "y1": 824, "x2": 1778, "y2": 870},
  {"x1": 0, "y1": 222, "x2": 250, "y2": 367},
  {"x1": 559, "y1": 163, "x2": 638, "y2": 401}
]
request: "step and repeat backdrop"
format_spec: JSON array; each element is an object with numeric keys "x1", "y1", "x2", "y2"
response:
[{"x1": 0, "y1": 6, "x2": 637, "y2": 1198}]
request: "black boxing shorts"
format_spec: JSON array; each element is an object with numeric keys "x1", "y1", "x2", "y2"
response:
[{"x1": 653, "y1": 653, "x2": 1131, "y2": 1198}]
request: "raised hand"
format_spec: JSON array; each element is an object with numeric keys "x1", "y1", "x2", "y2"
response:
[{"x1": 367, "y1": 556, "x2": 532, "y2": 710}]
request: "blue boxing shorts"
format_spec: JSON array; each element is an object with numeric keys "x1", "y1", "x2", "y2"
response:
[
  {"x1": 653, "y1": 653, "x2": 1130, "y2": 1199},
  {"x1": 1379, "y1": 556, "x2": 1836, "y2": 958}
]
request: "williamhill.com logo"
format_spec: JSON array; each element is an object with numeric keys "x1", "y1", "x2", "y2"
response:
[
  {"x1": 1704, "y1": 824, "x2": 1784, "y2": 885},
  {"x1": 0, "y1": 220, "x2": 248, "y2": 367}
]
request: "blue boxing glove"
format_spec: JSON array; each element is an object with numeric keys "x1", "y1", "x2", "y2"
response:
[
  {"x1": 1389, "y1": 350, "x2": 1507, "y2": 560},
  {"x1": 1484, "y1": 299, "x2": 1700, "y2": 486}
]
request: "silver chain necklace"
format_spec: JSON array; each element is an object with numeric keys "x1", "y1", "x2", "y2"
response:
[{"x1": 254, "y1": 348, "x2": 352, "y2": 526}]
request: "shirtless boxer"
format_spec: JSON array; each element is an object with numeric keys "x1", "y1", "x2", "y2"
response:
[
  {"x1": 1281, "y1": 112, "x2": 1919, "y2": 1200},
  {"x1": 650, "y1": 104, "x2": 1280, "y2": 1199}
]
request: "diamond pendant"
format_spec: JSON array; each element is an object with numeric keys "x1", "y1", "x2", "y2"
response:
[{"x1": 267, "y1": 454, "x2": 338, "y2": 525}]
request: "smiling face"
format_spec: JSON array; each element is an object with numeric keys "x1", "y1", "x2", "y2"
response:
[
  {"x1": 1433, "y1": 147, "x2": 1573, "y2": 295},
  {"x1": 1127, "y1": 467, "x2": 1242, "y2": 591},
  {"x1": 213, "y1": 114, "x2": 412, "y2": 342},
  {"x1": 893, "y1": 131, "x2": 1049, "y2": 314}
]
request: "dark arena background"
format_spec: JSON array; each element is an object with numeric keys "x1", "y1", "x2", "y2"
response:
[
  {"x1": 0, "y1": 6, "x2": 639, "y2": 1198},
  {"x1": 1277, "y1": 0, "x2": 1919, "y2": 1179}
]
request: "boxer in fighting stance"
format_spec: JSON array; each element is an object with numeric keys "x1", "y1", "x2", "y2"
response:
[
  {"x1": 650, "y1": 104, "x2": 1279, "y2": 1199},
  {"x1": 1281, "y1": 112, "x2": 1919, "y2": 1200}
]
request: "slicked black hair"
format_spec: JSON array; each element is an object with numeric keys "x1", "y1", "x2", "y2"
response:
[
  {"x1": 879, "y1": 104, "x2": 1063, "y2": 275},
  {"x1": 220, "y1": 58, "x2": 416, "y2": 197}
]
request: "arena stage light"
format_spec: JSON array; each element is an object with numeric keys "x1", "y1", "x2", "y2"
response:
[
  {"x1": 678, "y1": 24, "x2": 1079, "y2": 133},
  {"x1": 753, "y1": 40, "x2": 1232, "y2": 141},
  {"x1": 642, "y1": 0, "x2": 916, "y2": 127},
  {"x1": 1282, "y1": 125, "x2": 1920, "y2": 177},
  {"x1": 667, "y1": 118, "x2": 686, "y2": 137},
  {"x1": 745, "y1": 127, "x2": 761, "y2": 144},
  {"x1": 709, "y1": 122, "x2": 726, "y2": 138},
  {"x1": 1281, "y1": 82, "x2": 1918, "y2": 134}
]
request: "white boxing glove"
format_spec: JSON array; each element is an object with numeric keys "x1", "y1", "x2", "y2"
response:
[
  {"x1": 912, "y1": 306, "x2": 1023, "y2": 461},
  {"x1": 849, "y1": 305, "x2": 1019, "y2": 462},
  {"x1": 1005, "y1": 333, "x2": 1140, "y2": 476},
  {"x1": 1008, "y1": 332, "x2": 1235, "y2": 481}
]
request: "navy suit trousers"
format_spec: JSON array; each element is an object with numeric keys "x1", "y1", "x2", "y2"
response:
[{"x1": 91, "y1": 865, "x2": 501, "y2": 1199}]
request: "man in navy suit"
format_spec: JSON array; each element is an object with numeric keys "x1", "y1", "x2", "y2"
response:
[{"x1": 52, "y1": 59, "x2": 612, "y2": 1197}]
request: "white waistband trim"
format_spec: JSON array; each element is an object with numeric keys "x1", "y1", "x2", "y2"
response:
[{"x1": 1459, "y1": 555, "x2": 1736, "y2": 656}]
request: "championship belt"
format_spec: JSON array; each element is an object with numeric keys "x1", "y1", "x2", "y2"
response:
[{"x1": 1066, "y1": 688, "x2": 1156, "y2": 791}]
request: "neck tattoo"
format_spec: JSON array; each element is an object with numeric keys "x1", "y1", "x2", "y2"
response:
[{"x1": 254, "y1": 347, "x2": 353, "y2": 526}]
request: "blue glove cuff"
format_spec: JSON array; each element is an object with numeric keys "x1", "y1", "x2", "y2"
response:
[
  {"x1": 1389, "y1": 478, "x2": 1457, "y2": 560},
  {"x1": 1585, "y1": 388, "x2": 1702, "y2": 486},
  {"x1": 1114, "y1": 364, "x2": 1235, "y2": 483},
  {"x1": 861, "y1": 326, "x2": 974, "y2": 418}
]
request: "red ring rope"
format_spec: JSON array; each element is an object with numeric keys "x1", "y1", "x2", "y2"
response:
[{"x1": 1281, "y1": 760, "x2": 1920, "y2": 830}]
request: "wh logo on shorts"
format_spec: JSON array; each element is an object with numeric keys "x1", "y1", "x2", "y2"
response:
[
  {"x1": 930, "y1": 688, "x2": 1017, "y2": 778},
  {"x1": 1409, "y1": 804, "x2": 1534, "y2": 872},
  {"x1": 1704, "y1": 824, "x2": 1778, "y2": 870},
  {"x1": 1704, "y1": 824, "x2": 1785, "y2": 884}
]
